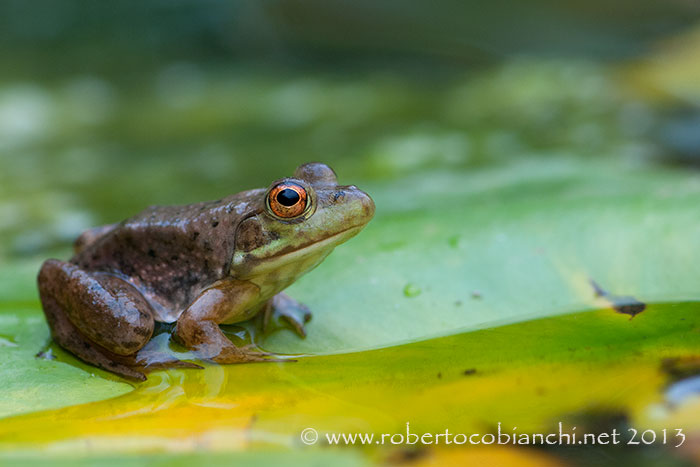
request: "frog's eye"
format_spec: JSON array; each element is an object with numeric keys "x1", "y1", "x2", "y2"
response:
[{"x1": 267, "y1": 182, "x2": 308, "y2": 219}]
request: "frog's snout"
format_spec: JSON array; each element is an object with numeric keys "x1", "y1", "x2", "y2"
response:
[
  {"x1": 344, "y1": 186, "x2": 375, "y2": 225},
  {"x1": 358, "y1": 188, "x2": 375, "y2": 221}
]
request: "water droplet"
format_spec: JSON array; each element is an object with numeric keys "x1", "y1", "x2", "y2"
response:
[
  {"x1": 403, "y1": 283, "x2": 421, "y2": 298},
  {"x1": 448, "y1": 235, "x2": 460, "y2": 249}
]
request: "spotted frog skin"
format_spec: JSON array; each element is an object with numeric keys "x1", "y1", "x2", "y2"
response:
[{"x1": 37, "y1": 163, "x2": 375, "y2": 380}]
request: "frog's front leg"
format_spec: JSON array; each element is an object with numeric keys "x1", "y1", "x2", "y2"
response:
[
  {"x1": 174, "y1": 278, "x2": 277, "y2": 363},
  {"x1": 262, "y1": 292, "x2": 312, "y2": 338}
]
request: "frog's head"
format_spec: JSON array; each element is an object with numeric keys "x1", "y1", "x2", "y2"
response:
[{"x1": 231, "y1": 162, "x2": 374, "y2": 280}]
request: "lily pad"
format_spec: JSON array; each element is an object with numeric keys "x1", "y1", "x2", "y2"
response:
[{"x1": 265, "y1": 158, "x2": 700, "y2": 354}]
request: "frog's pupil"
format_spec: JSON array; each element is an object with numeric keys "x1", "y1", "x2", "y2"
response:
[{"x1": 277, "y1": 188, "x2": 300, "y2": 207}]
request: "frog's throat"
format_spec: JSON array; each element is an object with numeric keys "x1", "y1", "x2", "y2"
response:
[{"x1": 230, "y1": 224, "x2": 363, "y2": 279}]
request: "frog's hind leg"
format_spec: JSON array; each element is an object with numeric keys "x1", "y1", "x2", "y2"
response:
[
  {"x1": 38, "y1": 259, "x2": 155, "y2": 381},
  {"x1": 39, "y1": 289, "x2": 147, "y2": 381}
]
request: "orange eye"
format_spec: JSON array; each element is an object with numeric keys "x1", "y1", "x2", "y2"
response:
[{"x1": 267, "y1": 183, "x2": 308, "y2": 219}]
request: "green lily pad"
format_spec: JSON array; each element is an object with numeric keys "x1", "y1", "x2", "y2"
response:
[
  {"x1": 264, "y1": 158, "x2": 700, "y2": 355},
  {"x1": 0, "y1": 306, "x2": 133, "y2": 419},
  {"x1": 3, "y1": 157, "x2": 700, "y2": 433}
]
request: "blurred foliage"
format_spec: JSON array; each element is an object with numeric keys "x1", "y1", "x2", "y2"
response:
[
  {"x1": 0, "y1": 60, "x2": 668, "y2": 261},
  {"x1": 1, "y1": 2, "x2": 699, "y2": 262}
]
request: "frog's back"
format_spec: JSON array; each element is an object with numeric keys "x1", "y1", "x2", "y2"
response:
[{"x1": 71, "y1": 191, "x2": 262, "y2": 321}]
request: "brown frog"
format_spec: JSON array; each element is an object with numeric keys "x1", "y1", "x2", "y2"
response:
[{"x1": 37, "y1": 163, "x2": 374, "y2": 380}]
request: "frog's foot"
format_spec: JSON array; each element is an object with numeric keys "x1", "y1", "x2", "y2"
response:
[
  {"x1": 174, "y1": 319, "x2": 285, "y2": 364},
  {"x1": 262, "y1": 292, "x2": 312, "y2": 338},
  {"x1": 38, "y1": 259, "x2": 156, "y2": 381}
]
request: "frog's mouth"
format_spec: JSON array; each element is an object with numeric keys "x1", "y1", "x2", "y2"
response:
[{"x1": 230, "y1": 224, "x2": 365, "y2": 279}]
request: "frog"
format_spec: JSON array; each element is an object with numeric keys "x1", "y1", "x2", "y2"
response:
[{"x1": 37, "y1": 162, "x2": 375, "y2": 381}]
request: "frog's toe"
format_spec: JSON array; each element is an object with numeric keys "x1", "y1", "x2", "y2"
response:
[
  {"x1": 210, "y1": 345, "x2": 292, "y2": 364},
  {"x1": 282, "y1": 311, "x2": 311, "y2": 338},
  {"x1": 154, "y1": 360, "x2": 204, "y2": 370},
  {"x1": 239, "y1": 344, "x2": 296, "y2": 363},
  {"x1": 238, "y1": 346, "x2": 271, "y2": 357},
  {"x1": 113, "y1": 365, "x2": 148, "y2": 382},
  {"x1": 262, "y1": 292, "x2": 312, "y2": 338}
]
